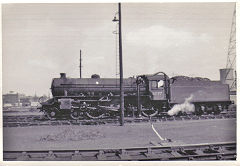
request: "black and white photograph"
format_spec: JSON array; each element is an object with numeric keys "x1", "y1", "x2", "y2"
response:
[{"x1": 1, "y1": 2, "x2": 237, "y2": 162}]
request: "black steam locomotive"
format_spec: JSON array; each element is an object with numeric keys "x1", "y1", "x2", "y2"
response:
[{"x1": 39, "y1": 72, "x2": 231, "y2": 120}]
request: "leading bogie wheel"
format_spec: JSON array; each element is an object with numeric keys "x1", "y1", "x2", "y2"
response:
[{"x1": 46, "y1": 107, "x2": 58, "y2": 120}]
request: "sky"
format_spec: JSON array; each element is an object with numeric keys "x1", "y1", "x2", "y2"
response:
[{"x1": 2, "y1": 3, "x2": 235, "y2": 96}]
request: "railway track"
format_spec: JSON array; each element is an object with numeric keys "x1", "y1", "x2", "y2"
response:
[
  {"x1": 3, "y1": 112, "x2": 236, "y2": 127},
  {"x1": 3, "y1": 142, "x2": 236, "y2": 161}
]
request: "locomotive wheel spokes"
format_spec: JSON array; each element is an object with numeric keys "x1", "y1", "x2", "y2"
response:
[
  {"x1": 142, "y1": 108, "x2": 158, "y2": 117},
  {"x1": 46, "y1": 107, "x2": 58, "y2": 120},
  {"x1": 86, "y1": 109, "x2": 104, "y2": 119},
  {"x1": 70, "y1": 110, "x2": 81, "y2": 120},
  {"x1": 212, "y1": 105, "x2": 221, "y2": 115},
  {"x1": 195, "y1": 105, "x2": 204, "y2": 116}
]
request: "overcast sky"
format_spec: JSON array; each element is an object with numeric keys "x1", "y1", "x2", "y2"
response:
[{"x1": 2, "y1": 3, "x2": 235, "y2": 96}]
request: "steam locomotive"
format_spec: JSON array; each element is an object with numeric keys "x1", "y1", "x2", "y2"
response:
[{"x1": 39, "y1": 72, "x2": 231, "y2": 120}]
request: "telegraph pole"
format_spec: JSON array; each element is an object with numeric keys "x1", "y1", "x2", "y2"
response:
[
  {"x1": 80, "y1": 49, "x2": 82, "y2": 78},
  {"x1": 118, "y1": 3, "x2": 124, "y2": 126}
]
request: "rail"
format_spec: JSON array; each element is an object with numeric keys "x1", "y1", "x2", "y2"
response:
[{"x1": 3, "y1": 142, "x2": 236, "y2": 161}]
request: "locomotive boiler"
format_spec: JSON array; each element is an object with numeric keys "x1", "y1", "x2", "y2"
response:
[{"x1": 39, "y1": 72, "x2": 231, "y2": 120}]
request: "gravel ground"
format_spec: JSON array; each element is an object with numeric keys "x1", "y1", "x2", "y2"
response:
[{"x1": 3, "y1": 118, "x2": 236, "y2": 151}]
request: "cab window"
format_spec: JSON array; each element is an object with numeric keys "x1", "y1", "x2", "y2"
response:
[
  {"x1": 151, "y1": 81, "x2": 157, "y2": 89},
  {"x1": 158, "y1": 80, "x2": 164, "y2": 88},
  {"x1": 151, "y1": 80, "x2": 164, "y2": 89}
]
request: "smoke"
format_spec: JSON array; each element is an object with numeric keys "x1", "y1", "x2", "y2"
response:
[{"x1": 168, "y1": 94, "x2": 195, "y2": 116}]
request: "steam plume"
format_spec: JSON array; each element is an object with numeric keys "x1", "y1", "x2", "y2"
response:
[{"x1": 168, "y1": 94, "x2": 195, "y2": 116}]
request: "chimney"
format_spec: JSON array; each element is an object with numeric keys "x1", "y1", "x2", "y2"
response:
[
  {"x1": 60, "y1": 73, "x2": 66, "y2": 79},
  {"x1": 219, "y1": 68, "x2": 233, "y2": 84}
]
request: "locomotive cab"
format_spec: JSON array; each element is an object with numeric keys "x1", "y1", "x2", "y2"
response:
[
  {"x1": 146, "y1": 72, "x2": 169, "y2": 101},
  {"x1": 136, "y1": 72, "x2": 170, "y2": 117}
]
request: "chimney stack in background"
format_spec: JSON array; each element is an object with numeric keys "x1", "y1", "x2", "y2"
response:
[
  {"x1": 219, "y1": 68, "x2": 234, "y2": 85},
  {"x1": 60, "y1": 73, "x2": 66, "y2": 79}
]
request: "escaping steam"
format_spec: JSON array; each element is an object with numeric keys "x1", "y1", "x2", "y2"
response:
[{"x1": 168, "y1": 94, "x2": 195, "y2": 116}]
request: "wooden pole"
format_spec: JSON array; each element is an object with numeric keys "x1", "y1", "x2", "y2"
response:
[{"x1": 118, "y1": 3, "x2": 124, "y2": 126}]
